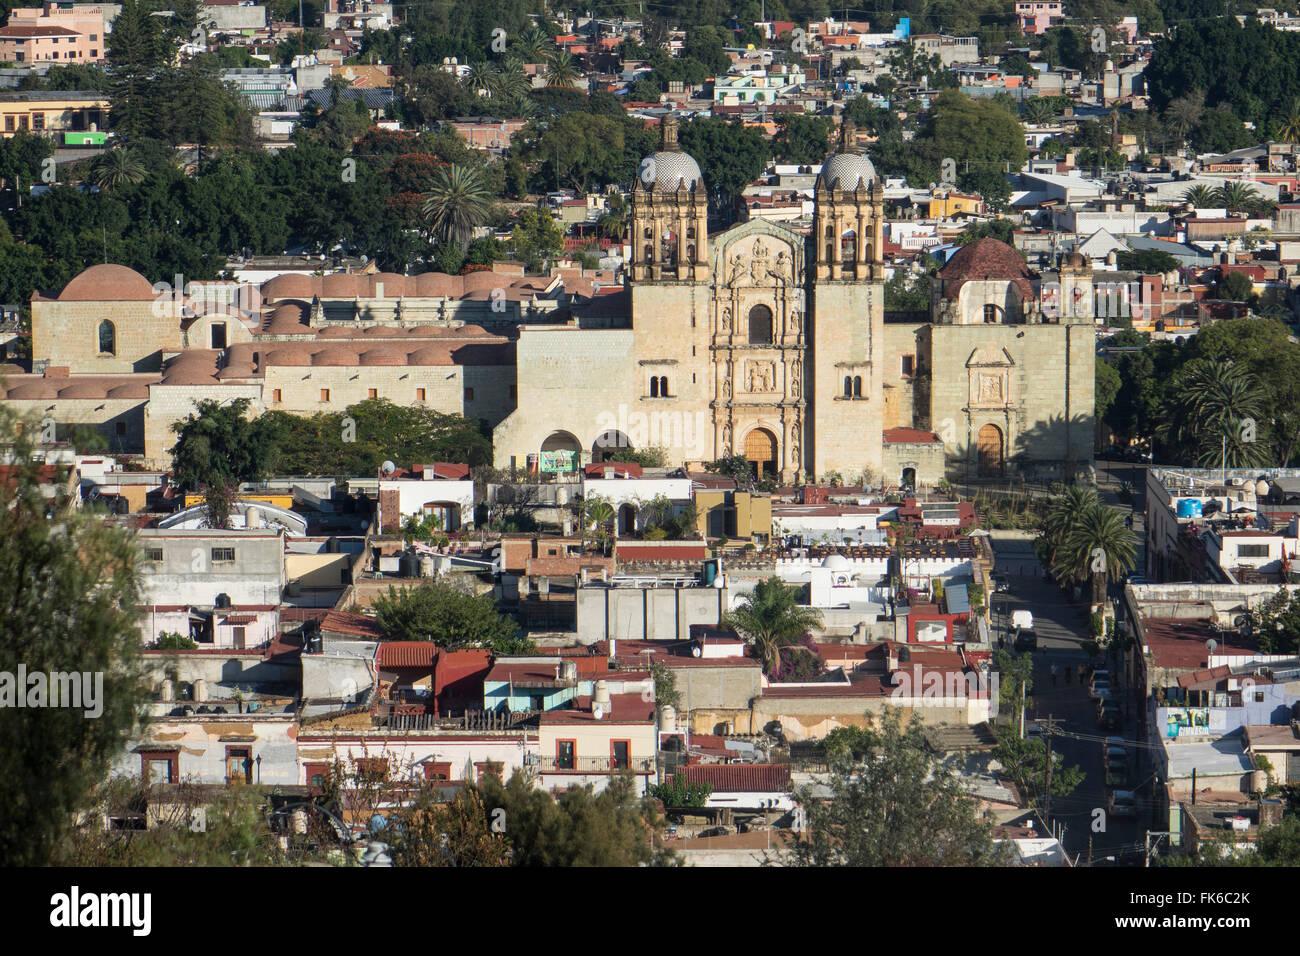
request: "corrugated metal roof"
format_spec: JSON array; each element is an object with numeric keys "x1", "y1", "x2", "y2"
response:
[{"x1": 946, "y1": 582, "x2": 970, "y2": 615}]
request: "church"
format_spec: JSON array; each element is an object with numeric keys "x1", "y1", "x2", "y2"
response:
[
  {"x1": 491, "y1": 118, "x2": 1096, "y2": 486},
  {"x1": 8, "y1": 120, "x2": 1094, "y2": 487}
]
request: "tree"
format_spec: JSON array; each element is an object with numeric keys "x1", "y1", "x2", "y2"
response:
[
  {"x1": 993, "y1": 724, "x2": 1086, "y2": 810},
  {"x1": 771, "y1": 113, "x2": 833, "y2": 164},
  {"x1": 1049, "y1": 501, "x2": 1137, "y2": 605},
  {"x1": 723, "y1": 576, "x2": 823, "y2": 675},
  {"x1": 510, "y1": 207, "x2": 563, "y2": 270},
  {"x1": 544, "y1": 49, "x2": 580, "y2": 88},
  {"x1": 1162, "y1": 89, "x2": 1206, "y2": 145},
  {"x1": 169, "y1": 398, "x2": 279, "y2": 528},
  {"x1": 1115, "y1": 248, "x2": 1180, "y2": 273},
  {"x1": 0, "y1": 407, "x2": 149, "y2": 865},
  {"x1": 372, "y1": 579, "x2": 531, "y2": 653},
  {"x1": 793, "y1": 711, "x2": 1007, "y2": 867},
  {"x1": 676, "y1": 116, "x2": 769, "y2": 216},
  {"x1": 389, "y1": 786, "x2": 511, "y2": 866},
  {"x1": 422, "y1": 163, "x2": 492, "y2": 250},
  {"x1": 1035, "y1": 485, "x2": 1099, "y2": 575},
  {"x1": 88, "y1": 147, "x2": 148, "y2": 192},
  {"x1": 1167, "y1": 358, "x2": 1269, "y2": 468},
  {"x1": 1218, "y1": 269, "x2": 1255, "y2": 303},
  {"x1": 581, "y1": 495, "x2": 616, "y2": 554},
  {"x1": 482, "y1": 772, "x2": 677, "y2": 866},
  {"x1": 1213, "y1": 181, "x2": 1266, "y2": 216}
]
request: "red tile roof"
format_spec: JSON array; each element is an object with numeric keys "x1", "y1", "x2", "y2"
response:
[
  {"x1": 677, "y1": 763, "x2": 792, "y2": 792},
  {"x1": 584, "y1": 461, "x2": 643, "y2": 477},
  {"x1": 938, "y1": 238, "x2": 1036, "y2": 300},
  {"x1": 319, "y1": 609, "x2": 384, "y2": 640},
  {"x1": 883, "y1": 427, "x2": 941, "y2": 444},
  {"x1": 377, "y1": 641, "x2": 438, "y2": 670}
]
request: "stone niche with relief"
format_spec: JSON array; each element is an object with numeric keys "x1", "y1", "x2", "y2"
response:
[{"x1": 967, "y1": 344, "x2": 1014, "y2": 409}]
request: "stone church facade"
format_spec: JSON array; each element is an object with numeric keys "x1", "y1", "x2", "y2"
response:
[{"x1": 493, "y1": 119, "x2": 1095, "y2": 485}]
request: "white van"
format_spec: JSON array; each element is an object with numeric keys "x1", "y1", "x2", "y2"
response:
[{"x1": 1011, "y1": 609, "x2": 1034, "y2": 631}]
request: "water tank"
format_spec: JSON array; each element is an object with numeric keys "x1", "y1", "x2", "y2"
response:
[
  {"x1": 192, "y1": 678, "x2": 206, "y2": 702},
  {"x1": 1256, "y1": 479, "x2": 1271, "y2": 498},
  {"x1": 1175, "y1": 499, "x2": 1203, "y2": 518},
  {"x1": 659, "y1": 704, "x2": 677, "y2": 727},
  {"x1": 593, "y1": 680, "x2": 612, "y2": 709},
  {"x1": 419, "y1": 556, "x2": 435, "y2": 578},
  {"x1": 1250, "y1": 769, "x2": 1268, "y2": 793},
  {"x1": 702, "y1": 559, "x2": 717, "y2": 586},
  {"x1": 246, "y1": 505, "x2": 261, "y2": 529},
  {"x1": 562, "y1": 661, "x2": 577, "y2": 681}
]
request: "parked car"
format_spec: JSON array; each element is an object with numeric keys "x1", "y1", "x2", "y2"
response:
[
  {"x1": 1014, "y1": 627, "x2": 1038, "y2": 653},
  {"x1": 1090, "y1": 678, "x2": 1111, "y2": 699},
  {"x1": 1098, "y1": 700, "x2": 1121, "y2": 730},
  {"x1": 1025, "y1": 721, "x2": 1045, "y2": 741},
  {"x1": 1108, "y1": 789, "x2": 1138, "y2": 818},
  {"x1": 992, "y1": 574, "x2": 1010, "y2": 594}
]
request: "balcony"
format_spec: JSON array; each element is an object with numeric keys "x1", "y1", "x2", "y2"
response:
[{"x1": 533, "y1": 756, "x2": 656, "y2": 774}]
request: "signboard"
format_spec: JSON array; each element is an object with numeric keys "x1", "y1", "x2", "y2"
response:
[{"x1": 539, "y1": 450, "x2": 578, "y2": 474}]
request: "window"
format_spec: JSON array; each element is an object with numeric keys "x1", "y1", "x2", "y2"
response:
[
  {"x1": 320, "y1": 388, "x2": 330, "y2": 402},
  {"x1": 983, "y1": 304, "x2": 1000, "y2": 323},
  {"x1": 901, "y1": 355, "x2": 915, "y2": 377},
  {"x1": 658, "y1": 376, "x2": 668, "y2": 396},
  {"x1": 748, "y1": 304, "x2": 773, "y2": 344},
  {"x1": 305, "y1": 762, "x2": 331, "y2": 791},
  {"x1": 115, "y1": 421, "x2": 127, "y2": 437},
  {"x1": 91, "y1": 33, "x2": 98, "y2": 40},
  {"x1": 4, "y1": 117, "x2": 13, "y2": 132},
  {"x1": 97, "y1": 320, "x2": 115, "y2": 355},
  {"x1": 232, "y1": 626, "x2": 246, "y2": 646},
  {"x1": 844, "y1": 376, "x2": 853, "y2": 397},
  {"x1": 853, "y1": 376, "x2": 862, "y2": 397},
  {"x1": 464, "y1": 387, "x2": 475, "y2": 401},
  {"x1": 145, "y1": 548, "x2": 163, "y2": 562},
  {"x1": 556, "y1": 740, "x2": 576, "y2": 770},
  {"x1": 31, "y1": 113, "x2": 43, "y2": 131},
  {"x1": 611, "y1": 740, "x2": 630, "y2": 770},
  {"x1": 18, "y1": 116, "x2": 27, "y2": 130},
  {"x1": 1238, "y1": 544, "x2": 1270, "y2": 558},
  {"x1": 367, "y1": 388, "x2": 377, "y2": 399},
  {"x1": 225, "y1": 747, "x2": 252, "y2": 784},
  {"x1": 416, "y1": 388, "x2": 426, "y2": 401},
  {"x1": 423, "y1": 761, "x2": 452, "y2": 782},
  {"x1": 211, "y1": 547, "x2": 236, "y2": 563},
  {"x1": 272, "y1": 389, "x2": 282, "y2": 402},
  {"x1": 650, "y1": 377, "x2": 660, "y2": 398},
  {"x1": 141, "y1": 751, "x2": 178, "y2": 784}
]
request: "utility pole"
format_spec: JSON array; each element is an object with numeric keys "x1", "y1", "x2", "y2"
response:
[{"x1": 1042, "y1": 715, "x2": 1060, "y2": 824}]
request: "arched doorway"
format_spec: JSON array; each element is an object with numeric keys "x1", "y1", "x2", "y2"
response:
[
  {"x1": 591, "y1": 430, "x2": 632, "y2": 464},
  {"x1": 977, "y1": 424, "x2": 1004, "y2": 477},
  {"x1": 744, "y1": 427, "x2": 778, "y2": 479},
  {"x1": 618, "y1": 503, "x2": 636, "y2": 535},
  {"x1": 901, "y1": 467, "x2": 916, "y2": 489},
  {"x1": 539, "y1": 430, "x2": 582, "y2": 475}
]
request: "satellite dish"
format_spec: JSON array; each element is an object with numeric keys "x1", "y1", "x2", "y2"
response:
[
  {"x1": 1206, "y1": 638, "x2": 1218, "y2": 653},
  {"x1": 591, "y1": 703, "x2": 605, "y2": 720},
  {"x1": 381, "y1": 460, "x2": 396, "y2": 475}
]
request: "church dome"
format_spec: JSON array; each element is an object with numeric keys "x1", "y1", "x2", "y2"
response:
[
  {"x1": 638, "y1": 114, "x2": 703, "y2": 192},
  {"x1": 818, "y1": 121, "x2": 876, "y2": 191}
]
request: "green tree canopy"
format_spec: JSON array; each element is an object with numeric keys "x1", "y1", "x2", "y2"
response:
[{"x1": 373, "y1": 579, "x2": 530, "y2": 653}]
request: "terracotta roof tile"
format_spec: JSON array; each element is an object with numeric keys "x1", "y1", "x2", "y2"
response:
[{"x1": 677, "y1": 763, "x2": 792, "y2": 792}]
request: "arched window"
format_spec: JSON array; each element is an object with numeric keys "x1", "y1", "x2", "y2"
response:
[
  {"x1": 983, "y1": 304, "x2": 1000, "y2": 324},
  {"x1": 844, "y1": 376, "x2": 853, "y2": 397},
  {"x1": 853, "y1": 376, "x2": 862, "y2": 397},
  {"x1": 686, "y1": 225, "x2": 696, "y2": 239},
  {"x1": 644, "y1": 244, "x2": 654, "y2": 263},
  {"x1": 658, "y1": 376, "x2": 669, "y2": 396},
  {"x1": 643, "y1": 227, "x2": 652, "y2": 239},
  {"x1": 825, "y1": 224, "x2": 834, "y2": 239},
  {"x1": 686, "y1": 244, "x2": 695, "y2": 261},
  {"x1": 650, "y1": 377, "x2": 660, "y2": 398},
  {"x1": 748, "y1": 304, "x2": 773, "y2": 344},
  {"x1": 826, "y1": 243, "x2": 835, "y2": 262},
  {"x1": 98, "y1": 320, "x2": 115, "y2": 355}
]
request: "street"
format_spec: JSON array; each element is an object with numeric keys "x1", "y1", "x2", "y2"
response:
[{"x1": 991, "y1": 521, "x2": 1151, "y2": 866}]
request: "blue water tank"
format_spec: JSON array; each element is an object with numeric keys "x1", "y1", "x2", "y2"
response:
[
  {"x1": 1176, "y1": 499, "x2": 1203, "y2": 518},
  {"x1": 702, "y1": 559, "x2": 717, "y2": 585}
]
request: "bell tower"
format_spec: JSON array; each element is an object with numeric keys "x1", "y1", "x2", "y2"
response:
[
  {"x1": 813, "y1": 121, "x2": 885, "y2": 282},
  {"x1": 629, "y1": 115, "x2": 709, "y2": 283}
]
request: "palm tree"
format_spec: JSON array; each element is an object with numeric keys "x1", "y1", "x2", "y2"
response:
[
  {"x1": 493, "y1": 58, "x2": 530, "y2": 100},
  {"x1": 1052, "y1": 503, "x2": 1137, "y2": 606},
  {"x1": 1173, "y1": 359, "x2": 1269, "y2": 469},
  {"x1": 723, "y1": 577, "x2": 823, "y2": 675},
  {"x1": 514, "y1": 27, "x2": 551, "y2": 63},
  {"x1": 1212, "y1": 181, "x2": 1262, "y2": 215},
  {"x1": 1020, "y1": 97, "x2": 1055, "y2": 125},
  {"x1": 465, "y1": 61, "x2": 494, "y2": 98},
  {"x1": 1277, "y1": 100, "x2": 1300, "y2": 145},
  {"x1": 89, "y1": 147, "x2": 147, "y2": 192},
  {"x1": 596, "y1": 191, "x2": 629, "y2": 241},
  {"x1": 421, "y1": 163, "x2": 492, "y2": 249},
  {"x1": 1035, "y1": 485, "x2": 1099, "y2": 574},
  {"x1": 582, "y1": 496, "x2": 616, "y2": 553},
  {"x1": 1180, "y1": 184, "x2": 1215, "y2": 209},
  {"x1": 545, "y1": 50, "x2": 580, "y2": 89}
]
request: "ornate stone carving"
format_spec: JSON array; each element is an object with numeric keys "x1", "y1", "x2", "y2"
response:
[
  {"x1": 720, "y1": 306, "x2": 731, "y2": 331},
  {"x1": 746, "y1": 360, "x2": 776, "y2": 393}
]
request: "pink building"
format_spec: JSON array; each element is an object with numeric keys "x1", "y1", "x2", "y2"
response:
[
  {"x1": 1015, "y1": 1, "x2": 1064, "y2": 35},
  {"x1": 1, "y1": 3, "x2": 106, "y2": 64}
]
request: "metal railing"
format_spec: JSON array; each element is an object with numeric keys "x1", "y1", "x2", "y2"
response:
[{"x1": 533, "y1": 756, "x2": 656, "y2": 774}]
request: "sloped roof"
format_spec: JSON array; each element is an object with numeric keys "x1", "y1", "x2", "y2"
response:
[
  {"x1": 677, "y1": 763, "x2": 792, "y2": 792},
  {"x1": 937, "y1": 238, "x2": 1036, "y2": 300}
]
